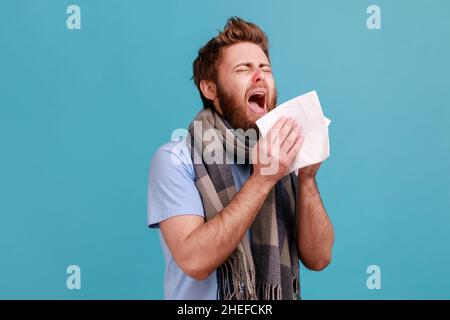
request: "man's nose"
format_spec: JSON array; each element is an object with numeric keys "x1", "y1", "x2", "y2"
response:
[{"x1": 252, "y1": 68, "x2": 265, "y2": 83}]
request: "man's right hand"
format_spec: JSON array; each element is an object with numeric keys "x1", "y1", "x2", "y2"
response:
[{"x1": 252, "y1": 116, "x2": 304, "y2": 185}]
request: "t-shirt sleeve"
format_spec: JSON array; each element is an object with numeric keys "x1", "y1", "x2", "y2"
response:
[{"x1": 147, "y1": 142, "x2": 205, "y2": 228}]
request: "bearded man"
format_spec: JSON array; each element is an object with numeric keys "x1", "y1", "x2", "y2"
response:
[{"x1": 147, "y1": 17, "x2": 334, "y2": 300}]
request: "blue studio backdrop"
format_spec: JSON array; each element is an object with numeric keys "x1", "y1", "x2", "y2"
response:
[{"x1": 1, "y1": 0, "x2": 449, "y2": 299}]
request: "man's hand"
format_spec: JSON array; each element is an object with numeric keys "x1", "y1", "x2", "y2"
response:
[
  {"x1": 251, "y1": 116, "x2": 304, "y2": 186},
  {"x1": 298, "y1": 162, "x2": 321, "y2": 181}
]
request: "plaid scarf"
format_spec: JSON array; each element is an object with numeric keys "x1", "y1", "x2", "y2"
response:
[{"x1": 186, "y1": 108, "x2": 300, "y2": 300}]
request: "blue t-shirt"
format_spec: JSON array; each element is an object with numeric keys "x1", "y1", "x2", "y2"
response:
[{"x1": 147, "y1": 139, "x2": 252, "y2": 299}]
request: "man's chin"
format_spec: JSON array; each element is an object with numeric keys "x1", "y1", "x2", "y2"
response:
[
  {"x1": 245, "y1": 118, "x2": 261, "y2": 133},
  {"x1": 234, "y1": 106, "x2": 271, "y2": 132}
]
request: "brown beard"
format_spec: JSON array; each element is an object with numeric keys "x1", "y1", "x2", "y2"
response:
[{"x1": 216, "y1": 80, "x2": 277, "y2": 131}]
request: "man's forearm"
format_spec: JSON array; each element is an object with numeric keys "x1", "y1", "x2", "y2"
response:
[
  {"x1": 297, "y1": 177, "x2": 334, "y2": 271},
  {"x1": 184, "y1": 174, "x2": 274, "y2": 279}
]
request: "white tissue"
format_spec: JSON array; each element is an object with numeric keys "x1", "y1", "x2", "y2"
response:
[{"x1": 255, "y1": 90, "x2": 331, "y2": 174}]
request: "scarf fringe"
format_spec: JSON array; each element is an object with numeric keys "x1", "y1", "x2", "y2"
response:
[
  {"x1": 219, "y1": 255, "x2": 257, "y2": 300},
  {"x1": 219, "y1": 255, "x2": 294, "y2": 300},
  {"x1": 257, "y1": 282, "x2": 282, "y2": 300},
  {"x1": 293, "y1": 277, "x2": 300, "y2": 300}
]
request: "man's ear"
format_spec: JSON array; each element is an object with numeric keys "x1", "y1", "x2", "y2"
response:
[{"x1": 199, "y1": 79, "x2": 217, "y2": 101}]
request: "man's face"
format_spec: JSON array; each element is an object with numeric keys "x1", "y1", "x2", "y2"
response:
[{"x1": 215, "y1": 42, "x2": 277, "y2": 131}]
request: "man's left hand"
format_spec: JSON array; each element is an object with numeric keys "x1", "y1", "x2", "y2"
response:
[{"x1": 298, "y1": 162, "x2": 321, "y2": 181}]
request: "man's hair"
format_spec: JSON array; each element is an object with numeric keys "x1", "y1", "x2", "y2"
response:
[{"x1": 192, "y1": 17, "x2": 270, "y2": 110}]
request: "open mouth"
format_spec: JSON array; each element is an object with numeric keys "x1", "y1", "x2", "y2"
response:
[{"x1": 247, "y1": 91, "x2": 267, "y2": 115}]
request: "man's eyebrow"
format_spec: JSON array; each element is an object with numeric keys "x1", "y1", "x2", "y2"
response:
[{"x1": 233, "y1": 62, "x2": 272, "y2": 69}]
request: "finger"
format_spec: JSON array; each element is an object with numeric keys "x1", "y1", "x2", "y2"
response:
[
  {"x1": 272, "y1": 116, "x2": 288, "y2": 129},
  {"x1": 280, "y1": 122, "x2": 301, "y2": 153},
  {"x1": 264, "y1": 128, "x2": 273, "y2": 157},
  {"x1": 286, "y1": 131, "x2": 304, "y2": 159},
  {"x1": 276, "y1": 117, "x2": 297, "y2": 146},
  {"x1": 269, "y1": 116, "x2": 288, "y2": 143}
]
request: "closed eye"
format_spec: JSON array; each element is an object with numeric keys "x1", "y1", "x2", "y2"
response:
[{"x1": 234, "y1": 63, "x2": 272, "y2": 73}]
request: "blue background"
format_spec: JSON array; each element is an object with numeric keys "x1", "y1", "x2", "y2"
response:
[{"x1": 1, "y1": 0, "x2": 449, "y2": 299}]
